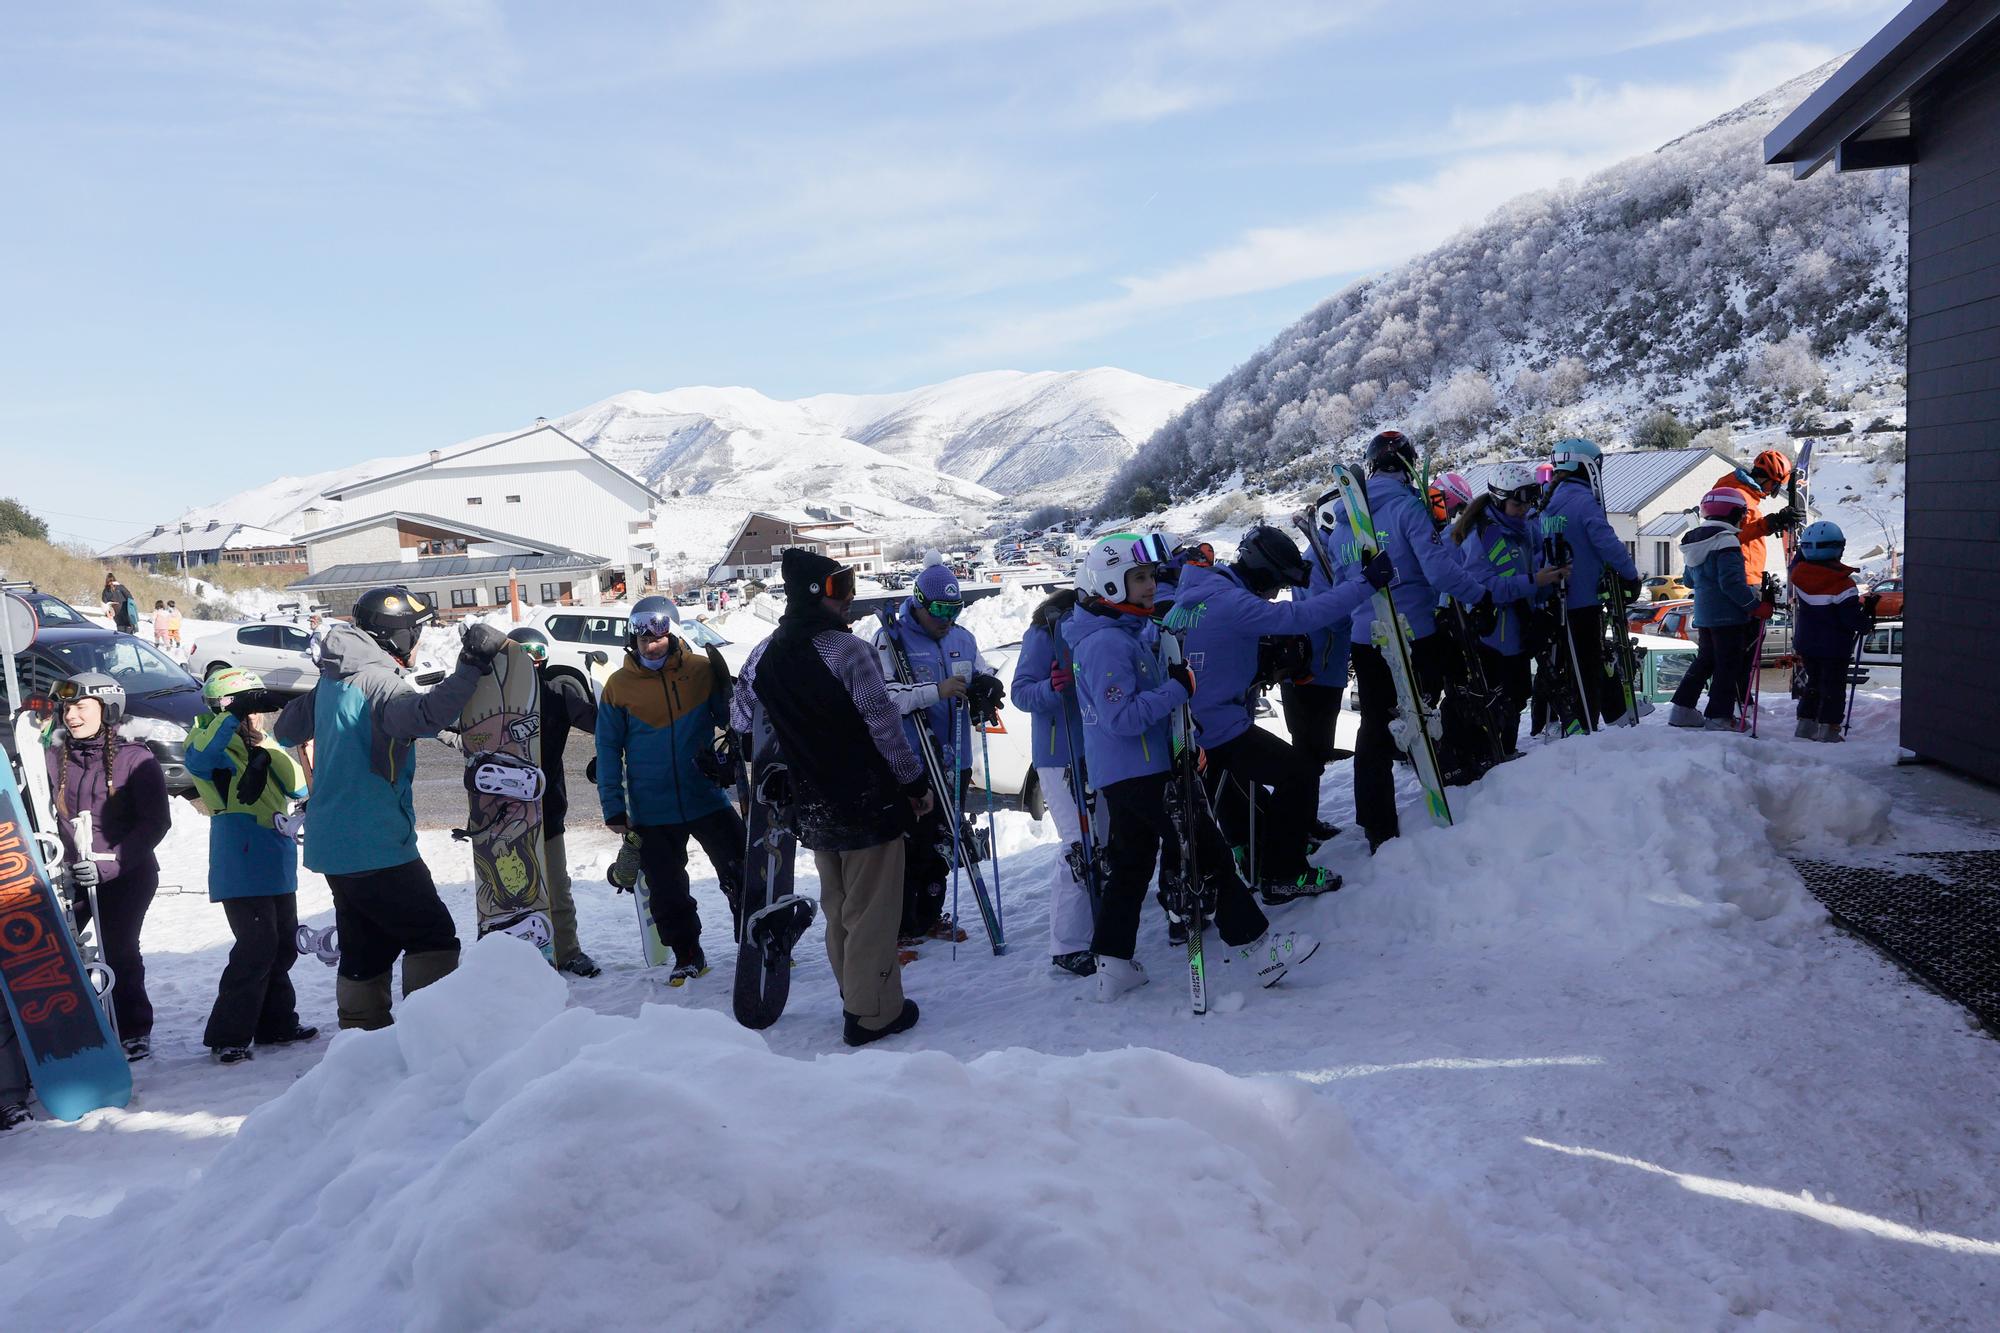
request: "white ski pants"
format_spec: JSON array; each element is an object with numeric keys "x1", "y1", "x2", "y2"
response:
[{"x1": 1038, "y1": 766, "x2": 1096, "y2": 957}]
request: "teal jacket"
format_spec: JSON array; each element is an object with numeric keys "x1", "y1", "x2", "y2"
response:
[
  {"x1": 594, "y1": 647, "x2": 731, "y2": 827},
  {"x1": 275, "y1": 622, "x2": 488, "y2": 876},
  {"x1": 185, "y1": 711, "x2": 306, "y2": 900}
]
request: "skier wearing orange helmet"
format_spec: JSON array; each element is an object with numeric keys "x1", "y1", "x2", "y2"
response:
[{"x1": 1709, "y1": 448, "x2": 1801, "y2": 587}]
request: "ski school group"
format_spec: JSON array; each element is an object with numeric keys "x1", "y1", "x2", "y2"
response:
[{"x1": 0, "y1": 427, "x2": 1881, "y2": 1127}]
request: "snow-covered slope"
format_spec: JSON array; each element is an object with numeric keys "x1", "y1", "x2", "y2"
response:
[{"x1": 1104, "y1": 55, "x2": 1909, "y2": 515}]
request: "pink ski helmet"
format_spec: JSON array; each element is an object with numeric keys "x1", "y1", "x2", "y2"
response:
[{"x1": 1699, "y1": 487, "x2": 1749, "y2": 520}]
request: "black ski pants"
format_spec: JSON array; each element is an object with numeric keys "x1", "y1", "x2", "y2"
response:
[
  {"x1": 1202, "y1": 725, "x2": 1321, "y2": 883},
  {"x1": 73, "y1": 874, "x2": 156, "y2": 1039},
  {"x1": 1672, "y1": 622, "x2": 1759, "y2": 721},
  {"x1": 1479, "y1": 647, "x2": 1532, "y2": 756},
  {"x1": 900, "y1": 768, "x2": 969, "y2": 937},
  {"x1": 1279, "y1": 680, "x2": 1346, "y2": 767},
  {"x1": 1350, "y1": 636, "x2": 1448, "y2": 847},
  {"x1": 327, "y1": 859, "x2": 459, "y2": 981},
  {"x1": 636, "y1": 806, "x2": 746, "y2": 958},
  {"x1": 1670, "y1": 616, "x2": 1758, "y2": 713},
  {"x1": 1797, "y1": 653, "x2": 1854, "y2": 727},
  {"x1": 1094, "y1": 771, "x2": 1267, "y2": 962},
  {"x1": 1565, "y1": 605, "x2": 1626, "y2": 726},
  {"x1": 203, "y1": 893, "x2": 301, "y2": 1049}
]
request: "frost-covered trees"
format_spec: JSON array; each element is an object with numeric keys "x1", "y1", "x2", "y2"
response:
[{"x1": 1750, "y1": 333, "x2": 1827, "y2": 401}]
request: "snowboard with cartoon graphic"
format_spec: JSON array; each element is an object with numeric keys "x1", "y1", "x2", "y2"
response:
[{"x1": 456, "y1": 640, "x2": 554, "y2": 959}]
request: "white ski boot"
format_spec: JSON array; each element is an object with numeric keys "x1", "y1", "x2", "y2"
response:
[
  {"x1": 1669, "y1": 704, "x2": 1705, "y2": 729},
  {"x1": 1094, "y1": 956, "x2": 1148, "y2": 1003},
  {"x1": 1225, "y1": 930, "x2": 1321, "y2": 988},
  {"x1": 1794, "y1": 717, "x2": 1817, "y2": 739},
  {"x1": 1703, "y1": 716, "x2": 1736, "y2": 732},
  {"x1": 1815, "y1": 722, "x2": 1846, "y2": 743}
]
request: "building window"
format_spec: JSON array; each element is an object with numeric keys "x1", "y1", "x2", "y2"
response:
[
  {"x1": 449, "y1": 588, "x2": 477, "y2": 608},
  {"x1": 539, "y1": 581, "x2": 572, "y2": 604},
  {"x1": 505, "y1": 495, "x2": 521, "y2": 504},
  {"x1": 494, "y1": 585, "x2": 512, "y2": 606},
  {"x1": 466, "y1": 497, "x2": 483, "y2": 506},
  {"x1": 1655, "y1": 542, "x2": 1672, "y2": 575}
]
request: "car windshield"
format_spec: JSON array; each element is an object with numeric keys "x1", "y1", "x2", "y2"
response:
[
  {"x1": 45, "y1": 636, "x2": 198, "y2": 695},
  {"x1": 28, "y1": 595, "x2": 90, "y2": 627}
]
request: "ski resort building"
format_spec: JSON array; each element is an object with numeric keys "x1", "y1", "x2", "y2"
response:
[
  {"x1": 287, "y1": 511, "x2": 607, "y2": 619},
  {"x1": 1766, "y1": 0, "x2": 2000, "y2": 785},
  {"x1": 710, "y1": 510, "x2": 885, "y2": 582},
  {"x1": 100, "y1": 520, "x2": 309, "y2": 577},
  {"x1": 1460, "y1": 447, "x2": 1738, "y2": 578}
]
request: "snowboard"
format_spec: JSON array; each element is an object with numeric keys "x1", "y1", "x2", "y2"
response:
[
  {"x1": 1159, "y1": 628, "x2": 1210, "y2": 1015},
  {"x1": 732, "y1": 702, "x2": 816, "y2": 1029},
  {"x1": 455, "y1": 640, "x2": 554, "y2": 958},
  {"x1": 1, "y1": 723, "x2": 132, "y2": 1120},
  {"x1": 1329, "y1": 464, "x2": 1453, "y2": 828}
]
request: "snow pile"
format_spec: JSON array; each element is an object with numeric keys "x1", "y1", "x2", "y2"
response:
[
  {"x1": 1324, "y1": 727, "x2": 1889, "y2": 951},
  {"x1": 958, "y1": 581, "x2": 1043, "y2": 648},
  {"x1": 3, "y1": 937, "x2": 1521, "y2": 1332}
]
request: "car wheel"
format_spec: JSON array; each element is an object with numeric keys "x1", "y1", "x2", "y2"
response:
[
  {"x1": 1022, "y1": 766, "x2": 1045, "y2": 820},
  {"x1": 204, "y1": 660, "x2": 228, "y2": 677}
]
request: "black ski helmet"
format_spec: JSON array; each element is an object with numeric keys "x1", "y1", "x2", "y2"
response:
[
  {"x1": 352, "y1": 586, "x2": 436, "y2": 662},
  {"x1": 506, "y1": 625, "x2": 551, "y2": 665},
  {"x1": 1232, "y1": 525, "x2": 1309, "y2": 593},
  {"x1": 1365, "y1": 429, "x2": 1419, "y2": 477}
]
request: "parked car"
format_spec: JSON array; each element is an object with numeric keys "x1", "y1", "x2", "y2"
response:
[
  {"x1": 1652, "y1": 604, "x2": 1696, "y2": 642},
  {"x1": 3, "y1": 624, "x2": 204, "y2": 794},
  {"x1": 1858, "y1": 619, "x2": 1903, "y2": 667},
  {"x1": 1627, "y1": 598, "x2": 1692, "y2": 639},
  {"x1": 527, "y1": 603, "x2": 730, "y2": 695},
  {"x1": 1640, "y1": 575, "x2": 1692, "y2": 602},
  {"x1": 13, "y1": 590, "x2": 97, "y2": 629},
  {"x1": 187, "y1": 616, "x2": 446, "y2": 694},
  {"x1": 1866, "y1": 577, "x2": 1904, "y2": 618}
]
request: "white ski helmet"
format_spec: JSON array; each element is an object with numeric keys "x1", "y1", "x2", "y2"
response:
[
  {"x1": 1486, "y1": 461, "x2": 1541, "y2": 504},
  {"x1": 1075, "y1": 531, "x2": 1171, "y2": 602}
]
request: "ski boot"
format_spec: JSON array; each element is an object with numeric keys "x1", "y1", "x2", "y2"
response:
[
  {"x1": 1668, "y1": 704, "x2": 1705, "y2": 729},
  {"x1": 0, "y1": 1102, "x2": 31, "y2": 1132},
  {"x1": 1051, "y1": 950, "x2": 1097, "y2": 977},
  {"x1": 260, "y1": 1023, "x2": 320, "y2": 1047},
  {"x1": 213, "y1": 1045, "x2": 254, "y2": 1065},
  {"x1": 1794, "y1": 717, "x2": 1818, "y2": 740},
  {"x1": 558, "y1": 950, "x2": 603, "y2": 978},
  {"x1": 844, "y1": 1000, "x2": 919, "y2": 1047},
  {"x1": 1224, "y1": 930, "x2": 1321, "y2": 988},
  {"x1": 1815, "y1": 722, "x2": 1846, "y2": 743},
  {"x1": 1259, "y1": 867, "x2": 1342, "y2": 906},
  {"x1": 1164, "y1": 910, "x2": 1189, "y2": 947},
  {"x1": 122, "y1": 1036, "x2": 152, "y2": 1062},
  {"x1": 1703, "y1": 716, "x2": 1737, "y2": 732},
  {"x1": 1094, "y1": 956, "x2": 1148, "y2": 1003},
  {"x1": 1305, "y1": 819, "x2": 1341, "y2": 855},
  {"x1": 668, "y1": 948, "x2": 710, "y2": 987},
  {"x1": 925, "y1": 914, "x2": 969, "y2": 943}
]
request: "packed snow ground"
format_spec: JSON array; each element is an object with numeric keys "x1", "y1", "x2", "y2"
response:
[{"x1": 4, "y1": 681, "x2": 1997, "y2": 1330}]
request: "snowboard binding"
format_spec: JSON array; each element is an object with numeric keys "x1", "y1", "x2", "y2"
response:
[{"x1": 466, "y1": 751, "x2": 545, "y2": 803}]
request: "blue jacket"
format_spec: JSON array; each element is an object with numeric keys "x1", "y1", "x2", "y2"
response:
[
  {"x1": 1681, "y1": 521, "x2": 1761, "y2": 628},
  {"x1": 1328, "y1": 472, "x2": 1486, "y2": 643},
  {"x1": 872, "y1": 600, "x2": 993, "y2": 768},
  {"x1": 185, "y1": 712, "x2": 304, "y2": 901},
  {"x1": 1790, "y1": 559, "x2": 1868, "y2": 658},
  {"x1": 1296, "y1": 525, "x2": 1356, "y2": 689},
  {"x1": 1452, "y1": 508, "x2": 1543, "y2": 657},
  {"x1": 595, "y1": 648, "x2": 731, "y2": 827},
  {"x1": 275, "y1": 623, "x2": 489, "y2": 876},
  {"x1": 1065, "y1": 604, "x2": 1185, "y2": 789},
  {"x1": 1011, "y1": 612, "x2": 1084, "y2": 770},
  {"x1": 1170, "y1": 562, "x2": 1372, "y2": 748},
  {"x1": 1537, "y1": 476, "x2": 1639, "y2": 610}
]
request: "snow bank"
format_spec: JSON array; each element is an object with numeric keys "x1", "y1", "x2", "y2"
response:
[
  {"x1": 1324, "y1": 727, "x2": 1888, "y2": 951},
  {"x1": 957, "y1": 581, "x2": 1041, "y2": 647},
  {"x1": 3, "y1": 937, "x2": 1512, "y2": 1332}
]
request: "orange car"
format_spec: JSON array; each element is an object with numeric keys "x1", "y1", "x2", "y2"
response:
[
  {"x1": 1627, "y1": 598, "x2": 1692, "y2": 639},
  {"x1": 1866, "y1": 577, "x2": 1904, "y2": 618}
]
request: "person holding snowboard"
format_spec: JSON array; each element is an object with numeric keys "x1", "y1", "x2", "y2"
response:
[
  {"x1": 1169, "y1": 525, "x2": 1384, "y2": 903},
  {"x1": 1010, "y1": 587, "x2": 1097, "y2": 975},
  {"x1": 1536, "y1": 439, "x2": 1642, "y2": 727},
  {"x1": 185, "y1": 667, "x2": 317, "y2": 1063},
  {"x1": 1450, "y1": 465, "x2": 1568, "y2": 756},
  {"x1": 101, "y1": 571, "x2": 138, "y2": 635},
  {"x1": 731, "y1": 548, "x2": 930, "y2": 1046},
  {"x1": 45, "y1": 672, "x2": 172, "y2": 1060},
  {"x1": 870, "y1": 561, "x2": 1005, "y2": 947},
  {"x1": 1321, "y1": 430, "x2": 1489, "y2": 852},
  {"x1": 594, "y1": 596, "x2": 744, "y2": 986},
  {"x1": 1666, "y1": 489, "x2": 1767, "y2": 730},
  {"x1": 274, "y1": 587, "x2": 507, "y2": 1030},
  {"x1": 1067, "y1": 532, "x2": 1320, "y2": 1004},
  {"x1": 1787, "y1": 521, "x2": 1872, "y2": 742}
]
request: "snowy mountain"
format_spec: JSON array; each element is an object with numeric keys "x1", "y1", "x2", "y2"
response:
[{"x1": 1102, "y1": 55, "x2": 1908, "y2": 515}]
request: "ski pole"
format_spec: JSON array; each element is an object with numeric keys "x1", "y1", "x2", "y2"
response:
[
  {"x1": 944, "y1": 711, "x2": 962, "y2": 962},
  {"x1": 1844, "y1": 627, "x2": 1865, "y2": 738},
  {"x1": 979, "y1": 720, "x2": 1002, "y2": 940}
]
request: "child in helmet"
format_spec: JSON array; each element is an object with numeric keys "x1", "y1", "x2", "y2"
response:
[
  {"x1": 1788, "y1": 521, "x2": 1871, "y2": 742},
  {"x1": 185, "y1": 667, "x2": 317, "y2": 1063},
  {"x1": 1451, "y1": 464, "x2": 1571, "y2": 754},
  {"x1": 1668, "y1": 489, "x2": 1767, "y2": 730},
  {"x1": 594, "y1": 595, "x2": 744, "y2": 985},
  {"x1": 45, "y1": 671, "x2": 172, "y2": 1061},
  {"x1": 1067, "y1": 532, "x2": 1321, "y2": 1003}
]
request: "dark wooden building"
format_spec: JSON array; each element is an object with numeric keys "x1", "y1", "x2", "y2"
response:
[{"x1": 1767, "y1": 0, "x2": 2000, "y2": 785}]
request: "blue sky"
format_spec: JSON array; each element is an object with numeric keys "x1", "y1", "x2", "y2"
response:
[{"x1": 1, "y1": 0, "x2": 1903, "y2": 548}]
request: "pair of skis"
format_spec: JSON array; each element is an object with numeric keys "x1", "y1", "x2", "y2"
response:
[
  {"x1": 874, "y1": 611, "x2": 1005, "y2": 955},
  {"x1": 1158, "y1": 627, "x2": 1210, "y2": 1014}
]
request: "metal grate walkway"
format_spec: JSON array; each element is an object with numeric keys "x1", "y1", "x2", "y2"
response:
[{"x1": 1791, "y1": 850, "x2": 2000, "y2": 1032}]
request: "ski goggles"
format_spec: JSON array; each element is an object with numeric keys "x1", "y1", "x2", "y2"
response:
[
  {"x1": 1121, "y1": 533, "x2": 1173, "y2": 567},
  {"x1": 515, "y1": 640, "x2": 548, "y2": 664},
  {"x1": 629, "y1": 610, "x2": 678, "y2": 640},
  {"x1": 50, "y1": 678, "x2": 117, "y2": 706},
  {"x1": 806, "y1": 565, "x2": 858, "y2": 601},
  {"x1": 1493, "y1": 483, "x2": 1541, "y2": 506},
  {"x1": 922, "y1": 596, "x2": 964, "y2": 622}
]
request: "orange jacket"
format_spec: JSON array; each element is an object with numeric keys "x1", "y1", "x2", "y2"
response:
[{"x1": 1710, "y1": 471, "x2": 1777, "y2": 586}]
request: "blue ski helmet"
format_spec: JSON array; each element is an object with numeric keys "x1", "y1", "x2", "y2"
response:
[
  {"x1": 1550, "y1": 438, "x2": 1601, "y2": 475},
  {"x1": 1798, "y1": 520, "x2": 1846, "y2": 562}
]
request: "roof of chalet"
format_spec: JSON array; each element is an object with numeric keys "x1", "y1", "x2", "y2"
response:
[
  {"x1": 289, "y1": 552, "x2": 606, "y2": 591},
  {"x1": 100, "y1": 520, "x2": 301, "y2": 560},
  {"x1": 319, "y1": 423, "x2": 663, "y2": 505},
  {"x1": 299, "y1": 510, "x2": 602, "y2": 564},
  {"x1": 1639, "y1": 512, "x2": 1696, "y2": 536}
]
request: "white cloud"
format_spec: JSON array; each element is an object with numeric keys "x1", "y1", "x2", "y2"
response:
[{"x1": 1617, "y1": 0, "x2": 1897, "y2": 51}]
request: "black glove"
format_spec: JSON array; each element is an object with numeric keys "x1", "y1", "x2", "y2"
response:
[
  {"x1": 584, "y1": 756, "x2": 598, "y2": 785},
  {"x1": 459, "y1": 622, "x2": 508, "y2": 672},
  {"x1": 1166, "y1": 661, "x2": 1195, "y2": 696},
  {"x1": 1767, "y1": 504, "x2": 1802, "y2": 533},
  {"x1": 604, "y1": 812, "x2": 628, "y2": 830},
  {"x1": 1362, "y1": 549, "x2": 1395, "y2": 590},
  {"x1": 225, "y1": 688, "x2": 283, "y2": 718},
  {"x1": 237, "y1": 746, "x2": 274, "y2": 806},
  {"x1": 1619, "y1": 576, "x2": 1642, "y2": 603},
  {"x1": 70, "y1": 860, "x2": 100, "y2": 891},
  {"x1": 1862, "y1": 592, "x2": 1882, "y2": 618},
  {"x1": 1468, "y1": 597, "x2": 1499, "y2": 637},
  {"x1": 966, "y1": 673, "x2": 1005, "y2": 723}
]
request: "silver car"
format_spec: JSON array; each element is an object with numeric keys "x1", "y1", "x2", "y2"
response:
[{"x1": 187, "y1": 620, "x2": 321, "y2": 691}]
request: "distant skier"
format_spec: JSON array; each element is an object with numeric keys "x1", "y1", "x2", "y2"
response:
[
  {"x1": 1067, "y1": 532, "x2": 1319, "y2": 1003},
  {"x1": 731, "y1": 548, "x2": 930, "y2": 1046},
  {"x1": 184, "y1": 667, "x2": 318, "y2": 1064},
  {"x1": 1449, "y1": 464, "x2": 1569, "y2": 755},
  {"x1": 1787, "y1": 521, "x2": 1871, "y2": 742},
  {"x1": 1667, "y1": 490, "x2": 1767, "y2": 730},
  {"x1": 502, "y1": 627, "x2": 603, "y2": 975},
  {"x1": 870, "y1": 562, "x2": 1005, "y2": 946},
  {"x1": 274, "y1": 586, "x2": 507, "y2": 1030},
  {"x1": 46, "y1": 672, "x2": 171, "y2": 1061},
  {"x1": 1537, "y1": 439, "x2": 1642, "y2": 726},
  {"x1": 1324, "y1": 430, "x2": 1488, "y2": 851},
  {"x1": 594, "y1": 597, "x2": 743, "y2": 986},
  {"x1": 1010, "y1": 587, "x2": 1096, "y2": 975},
  {"x1": 1168, "y1": 525, "x2": 1383, "y2": 902}
]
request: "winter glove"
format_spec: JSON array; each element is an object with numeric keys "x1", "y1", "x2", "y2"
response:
[
  {"x1": 1619, "y1": 576, "x2": 1643, "y2": 603},
  {"x1": 1468, "y1": 597, "x2": 1500, "y2": 637},
  {"x1": 1753, "y1": 601, "x2": 1775, "y2": 621},
  {"x1": 1362, "y1": 549, "x2": 1395, "y2": 590},
  {"x1": 1049, "y1": 663, "x2": 1073, "y2": 693},
  {"x1": 225, "y1": 688, "x2": 283, "y2": 719},
  {"x1": 459, "y1": 622, "x2": 509, "y2": 673},
  {"x1": 966, "y1": 673, "x2": 1006, "y2": 726},
  {"x1": 70, "y1": 859, "x2": 100, "y2": 891},
  {"x1": 603, "y1": 812, "x2": 628, "y2": 830},
  {"x1": 1766, "y1": 504, "x2": 1802, "y2": 533},
  {"x1": 607, "y1": 831, "x2": 642, "y2": 892},
  {"x1": 1166, "y1": 661, "x2": 1196, "y2": 696},
  {"x1": 1862, "y1": 592, "x2": 1882, "y2": 619},
  {"x1": 584, "y1": 756, "x2": 598, "y2": 785},
  {"x1": 236, "y1": 746, "x2": 274, "y2": 806}
]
